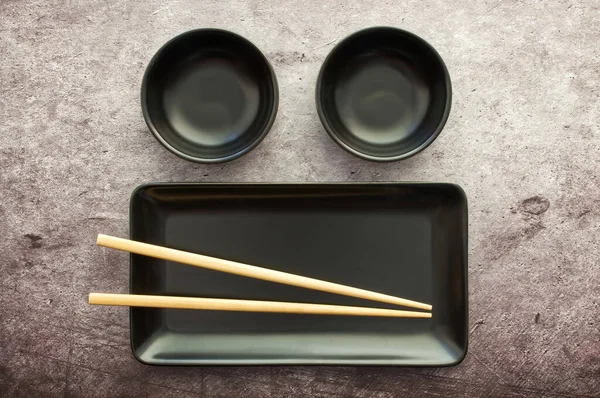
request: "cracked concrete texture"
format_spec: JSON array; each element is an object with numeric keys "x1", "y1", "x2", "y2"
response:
[{"x1": 1, "y1": 0, "x2": 599, "y2": 396}]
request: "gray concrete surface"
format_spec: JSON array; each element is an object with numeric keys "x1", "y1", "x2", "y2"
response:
[{"x1": 1, "y1": 0, "x2": 599, "y2": 396}]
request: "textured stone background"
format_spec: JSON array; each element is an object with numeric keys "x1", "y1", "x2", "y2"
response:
[{"x1": 1, "y1": 0, "x2": 599, "y2": 397}]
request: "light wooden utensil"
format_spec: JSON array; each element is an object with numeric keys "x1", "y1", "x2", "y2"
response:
[
  {"x1": 88, "y1": 293, "x2": 432, "y2": 318},
  {"x1": 97, "y1": 234, "x2": 432, "y2": 311}
]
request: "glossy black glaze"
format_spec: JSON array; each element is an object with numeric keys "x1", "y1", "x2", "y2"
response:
[
  {"x1": 142, "y1": 29, "x2": 278, "y2": 163},
  {"x1": 316, "y1": 27, "x2": 451, "y2": 162},
  {"x1": 130, "y1": 183, "x2": 468, "y2": 365}
]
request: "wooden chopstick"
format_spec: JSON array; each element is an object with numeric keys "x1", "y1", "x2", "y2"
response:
[
  {"x1": 88, "y1": 293, "x2": 432, "y2": 318},
  {"x1": 97, "y1": 234, "x2": 432, "y2": 311}
]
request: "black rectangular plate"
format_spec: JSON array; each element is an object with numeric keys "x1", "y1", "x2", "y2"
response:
[{"x1": 130, "y1": 183, "x2": 468, "y2": 365}]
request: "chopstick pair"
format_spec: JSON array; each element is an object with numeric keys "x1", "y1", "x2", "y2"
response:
[{"x1": 89, "y1": 234, "x2": 432, "y2": 318}]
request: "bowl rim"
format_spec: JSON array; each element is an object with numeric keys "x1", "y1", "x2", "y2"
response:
[
  {"x1": 141, "y1": 28, "x2": 279, "y2": 164},
  {"x1": 315, "y1": 26, "x2": 452, "y2": 162}
]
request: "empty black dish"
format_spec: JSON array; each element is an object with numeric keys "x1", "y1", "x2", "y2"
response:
[
  {"x1": 316, "y1": 27, "x2": 451, "y2": 162},
  {"x1": 130, "y1": 183, "x2": 468, "y2": 365},
  {"x1": 142, "y1": 29, "x2": 278, "y2": 163}
]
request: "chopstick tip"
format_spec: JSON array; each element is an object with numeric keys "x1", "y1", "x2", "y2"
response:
[
  {"x1": 412, "y1": 303, "x2": 432, "y2": 311},
  {"x1": 96, "y1": 233, "x2": 114, "y2": 247}
]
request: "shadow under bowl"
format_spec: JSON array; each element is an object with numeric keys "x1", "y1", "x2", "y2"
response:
[
  {"x1": 316, "y1": 27, "x2": 451, "y2": 162},
  {"x1": 142, "y1": 29, "x2": 278, "y2": 163}
]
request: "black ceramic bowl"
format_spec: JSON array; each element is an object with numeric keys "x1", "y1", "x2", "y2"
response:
[
  {"x1": 142, "y1": 29, "x2": 278, "y2": 163},
  {"x1": 316, "y1": 27, "x2": 451, "y2": 162}
]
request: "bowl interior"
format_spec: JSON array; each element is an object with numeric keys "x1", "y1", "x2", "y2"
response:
[
  {"x1": 317, "y1": 28, "x2": 450, "y2": 161},
  {"x1": 143, "y1": 30, "x2": 278, "y2": 162}
]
